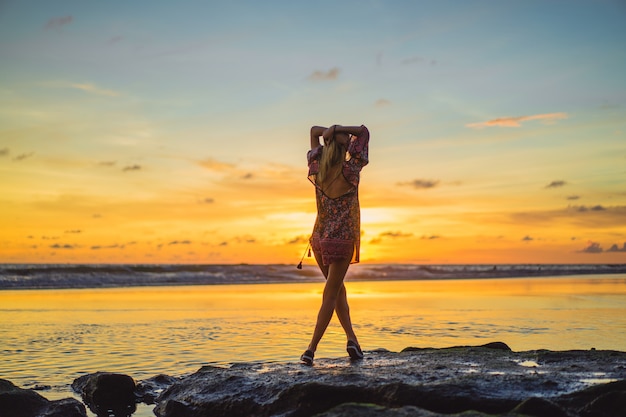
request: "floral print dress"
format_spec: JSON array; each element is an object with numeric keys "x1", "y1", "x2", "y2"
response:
[{"x1": 307, "y1": 126, "x2": 369, "y2": 265}]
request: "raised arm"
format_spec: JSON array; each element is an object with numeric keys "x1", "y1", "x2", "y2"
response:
[
  {"x1": 310, "y1": 125, "x2": 327, "y2": 149},
  {"x1": 334, "y1": 125, "x2": 365, "y2": 136}
]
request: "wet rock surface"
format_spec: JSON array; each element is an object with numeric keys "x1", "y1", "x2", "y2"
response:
[
  {"x1": 2, "y1": 343, "x2": 626, "y2": 417},
  {"x1": 0, "y1": 378, "x2": 86, "y2": 417},
  {"x1": 151, "y1": 343, "x2": 626, "y2": 417}
]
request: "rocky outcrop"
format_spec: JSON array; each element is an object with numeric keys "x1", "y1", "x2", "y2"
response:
[
  {"x1": 0, "y1": 379, "x2": 86, "y2": 417},
  {"x1": 152, "y1": 343, "x2": 626, "y2": 417},
  {"x1": 3, "y1": 343, "x2": 626, "y2": 417}
]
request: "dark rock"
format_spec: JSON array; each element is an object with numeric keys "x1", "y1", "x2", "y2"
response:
[
  {"x1": 151, "y1": 345, "x2": 626, "y2": 417},
  {"x1": 72, "y1": 372, "x2": 136, "y2": 417},
  {"x1": 579, "y1": 390, "x2": 626, "y2": 417},
  {"x1": 512, "y1": 397, "x2": 569, "y2": 417},
  {"x1": 313, "y1": 402, "x2": 442, "y2": 416},
  {"x1": 136, "y1": 374, "x2": 180, "y2": 404},
  {"x1": 0, "y1": 378, "x2": 86, "y2": 417},
  {"x1": 555, "y1": 379, "x2": 626, "y2": 413},
  {"x1": 402, "y1": 341, "x2": 511, "y2": 353}
]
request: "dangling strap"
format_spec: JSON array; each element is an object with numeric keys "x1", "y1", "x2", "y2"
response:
[{"x1": 296, "y1": 241, "x2": 312, "y2": 269}]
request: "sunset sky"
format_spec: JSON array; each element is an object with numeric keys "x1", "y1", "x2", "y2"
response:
[{"x1": 1, "y1": 0, "x2": 625, "y2": 264}]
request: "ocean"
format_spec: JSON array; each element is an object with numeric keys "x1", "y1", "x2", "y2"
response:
[{"x1": 1, "y1": 263, "x2": 626, "y2": 417}]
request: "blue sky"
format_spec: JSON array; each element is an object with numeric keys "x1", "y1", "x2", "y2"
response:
[{"x1": 1, "y1": 0, "x2": 625, "y2": 263}]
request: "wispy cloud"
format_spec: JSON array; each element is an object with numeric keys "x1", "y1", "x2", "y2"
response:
[
  {"x1": 401, "y1": 56, "x2": 437, "y2": 66},
  {"x1": 398, "y1": 179, "x2": 440, "y2": 189},
  {"x1": 122, "y1": 164, "x2": 141, "y2": 172},
  {"x1": 466, "y1": 112, "x2": 568, "y2": 128},
  {"x1": 198, "y1": 158, "x2": 237, "y2": 172},
  {"x1": 50, "y1": 243, "x2": 75, "y2": 249},
  {"x1": 0, "y1": 148, "x2": 9, "y2": 157},
  {"x1": 288, "y1": 235, "x2": 309, "y2": 245},
  {"x1": 370, "y1": 230, "x2": 413, "y2": 244},
  {"x1": 13, "y1": 152, "x2": 34, "y2": 162},
  {"x1": 70, "y1": 83, "x2": 120, "y2": 97},
  {"x1": 307, "y1": 67, "x2": 340, "y2": 81},
  {"x1": 566, "y1": 195, "x2": 580, "y2": 200},
  {"x1": 569, "y1": 205, "x2": 606, "y2": 212},
  {"x1": 45, "y1": 15, "x2": 73, "y2": 30},
  {"x1": 522, "y1": 235, "x2": 534, "y2": 241},
  {"x1": 375, "y1": 99, "x2": 391, "y2": 107},
  {"x1": 545, "y1": 180, "x2": 567, "y2": 189}
]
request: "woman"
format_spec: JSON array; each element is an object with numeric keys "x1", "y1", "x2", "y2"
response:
[{"x1": 300, "y1": 124, "x2": 369, "y2": 366}]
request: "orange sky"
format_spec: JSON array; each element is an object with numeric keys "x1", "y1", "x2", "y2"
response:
[{"x1": 1, "y1": 1, "x2": 625, "y2": 264}]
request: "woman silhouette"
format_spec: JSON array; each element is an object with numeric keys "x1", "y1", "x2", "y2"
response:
[{"x1": 300, "y1": 124, "x2": 369, "y2": 366}]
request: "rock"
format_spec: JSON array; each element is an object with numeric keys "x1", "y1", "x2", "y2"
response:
[
  {"x1": 0, "y1": 378, "x2": 86, "y2": 417},
  {"x1": 151, "y1": 345, "x2": 626, "y2": 417},
  {"x1": 313, "y1": 402, "x2": 443, "y2": 416},
  {"x1": 512, "y1": 397, "x2": 569, "y2": 417},
  {"x1": 72, "y1": 372, "x2": 136, "y2": 416},
  {"x1": 136, "y1": 374, "x2": 179, "y2": 404}
]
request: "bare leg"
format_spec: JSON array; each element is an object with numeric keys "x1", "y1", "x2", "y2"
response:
[{"x1": 307, "y1": 251, "x2": 358, "y2": 353}]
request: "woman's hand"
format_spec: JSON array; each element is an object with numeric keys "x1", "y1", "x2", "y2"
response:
[{"x1": 322, "y1": 125, "x2": 337, "y2": 143}]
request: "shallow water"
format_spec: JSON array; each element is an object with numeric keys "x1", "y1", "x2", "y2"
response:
[{"x1": 1, "y1": 275, "x2": 626, "y2": 416}]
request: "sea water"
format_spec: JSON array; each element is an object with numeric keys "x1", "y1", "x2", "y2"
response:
[{"x1": 1, "y1": 273, "x2": 626, "y2": 417}]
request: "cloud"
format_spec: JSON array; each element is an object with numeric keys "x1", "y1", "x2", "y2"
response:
[
  {"x1": 122, "y1": 164, "x2": 141, "y2": 172},
  {"x1": 198, "y1": 158, "x2": 236, "y2": 172},
  {"x1": 98, "y1": 161, "x2": 116, "y2": 167},
  {"x1": 288, "y1": 235, "x2": 309, "y2": 245},
  {"x1": 399, "y1": 179, "x2": 440, "y2": 189},
  {"x1": 202, "y1": 197, "x2": 215, "y2": 204},
  {"x1": 375, "y1": 99, "x2": 391, "y2": 107},
  {"x1": 370, "y1": 230, "x2": 413, "y2": 244},
  {"x1": 50, "y1": 243, "x2": 75, "y2": 249},
  {"x1": 381, "y1": 231, "x2": 413, "y2": 238},
  {"x1": 0, "y1": 148, "x2": 8, "y2": 157},
  {"x1": 13, "y1": 152, "x2": 34, "y2": 161},
  {"x1": 466, "y1": 112, "x2": 568, "y2": 128},
  {"x1": 578, "y1": 242, "x2": 626, "y2": 253},
  {"x1": 70, "y1": 83, "x2": 120, "y2": 97},
  {"x1": 64, "y1": 230, "x2": 82, "y2": 234},
  {"x1": 168, "y1": 240, "x2": 191, "y2": 245},
  {"x1": 570, "y1": 205, "x2": 606, "y2": 212},
  {"x1": 91, "y1": 244, "x2": 123, "y2": 250},
  {"x1": 607, "y1": 243, "x2": 626, "y2": 252},
  {"x1": 566, "y1": 195, "x2": 580, "y2": 200},
  {"x1": 45, "y1": 15, "x2": 73, "y2": 30},
  {"x1": 108, "y1": 36, "x2": 124, "y2": 45},
  {"x1": 421, "y1": 235, "x2": 440, "y2": 240},
  {"x1": 307, "y1": 67, "x2": 340, "y2": 81},
  {"x1": 580, "y1": 242, "x2": 603, "y2": 253},
  {"x1": 545, "y1": 180, "x2": 567, "y2": 189},
  {"x1": 522, "y1": 235, "x2": 534, "y2": 241}
]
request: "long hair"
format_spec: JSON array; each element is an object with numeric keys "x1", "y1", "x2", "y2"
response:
[{"x1": 318, "y1": 139, "x2": 345, "y2": 184}]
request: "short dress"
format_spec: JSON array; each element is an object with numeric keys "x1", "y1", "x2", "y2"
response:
[{"x1": 307, "y1": 126, "x2": 369, "y2": 265}]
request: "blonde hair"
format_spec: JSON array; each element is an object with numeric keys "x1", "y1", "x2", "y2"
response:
[{"x1": 318, "y1": 139, "x2": 345, "y2": 184}]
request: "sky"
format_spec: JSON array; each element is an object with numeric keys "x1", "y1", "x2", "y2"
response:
[{"x1": 1, "y1": 0, "x2": 625, "y2": 265}]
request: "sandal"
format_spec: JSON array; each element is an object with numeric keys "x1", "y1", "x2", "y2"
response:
[
  {"x1": 347, "y1": 340, "x2": 364, "y2": 360},
  {"x1": 300, "y1": 349, "x2": 314, "y2": 366}
]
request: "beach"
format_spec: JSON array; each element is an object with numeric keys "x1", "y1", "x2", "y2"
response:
[{"x1": 1, "y1": 268, "x2": 626, "y2": 416}]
